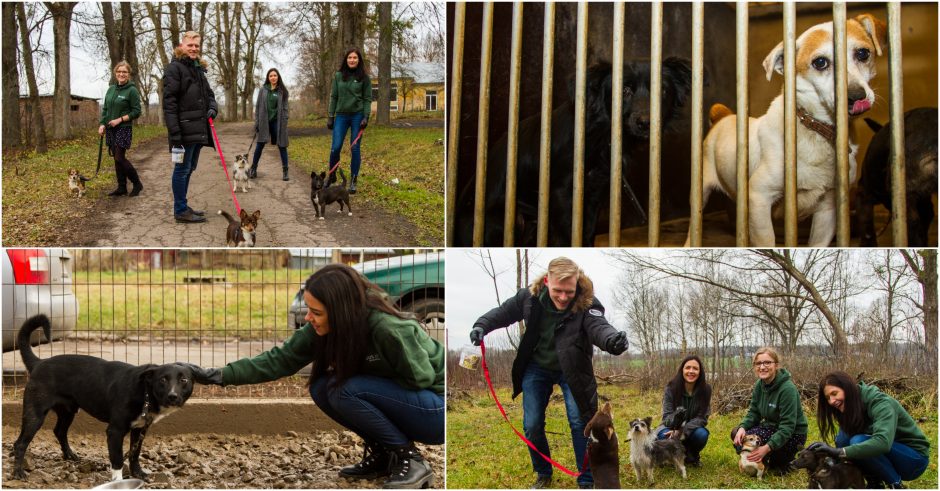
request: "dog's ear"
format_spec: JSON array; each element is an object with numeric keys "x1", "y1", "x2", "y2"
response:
[
  {"x1": 854, "y1": 14, "x2": 887, "y2": 57},
  {"x1": 319, "y1": 171, "x2": 327, "y2": 179},
  {"x1": 239, "y1": 208, "x2": 248, "y2": 219},
  {"x1": 663, "y1": 57, "x2": 693, "y2": 108},
  {"x1": 601, "y1": 401, "x2": 612, "y2": 416},
  {"x1": 141, "y1": 366, "x2": 157, "y2": 384},
  {"x1": 643, "y1": 416, "x2": 653, "y2": 428},
  {"x1": 605, "y1": 426, "x2": 615, "y2": 440},
  {"x1": 568, "y1": 63, "x2": 613, "y2": 125},
  {"x1": 251, "y1": 210, "x2": 261, "y2": 219},
  {"x1": 763, "y1": 41, "x2": 785, "y2": 81}
]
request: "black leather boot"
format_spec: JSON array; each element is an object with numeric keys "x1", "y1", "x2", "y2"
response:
[
  {"x1": 339, "y1": 441, "x2": 392, "y2": 480},
  {"x1": 108, "y1": 164, "x2": 127, "y2": 196},
  {"x1": 282, "y1": 165, "x2": 289, "y2": 181},
  {"x1": 126, "y1": 166, "x2": 143, "y2": 197},
  {"x1": 349, "y1": 174, "x2": 358, "y2": 194},
  {"x1": 383, "y1": 444, "x2": 432, "y2": 489}
]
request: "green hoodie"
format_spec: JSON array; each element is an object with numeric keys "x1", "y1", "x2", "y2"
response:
[
  {"x1": 221, "y1": 309, "x2": 444, "y2": 396},
  {"x1": 100, "y1": 81, "x2": 141, "y2": 128},
  {"x1": 328, "y1": 71, "x2": 371, "y2": 119},
  {"x1": 842, "y1": 383, "x2": 929, "y2": 459},
  {"x1": 739, "y1": 368, "x2": 808, "y2": 450}
]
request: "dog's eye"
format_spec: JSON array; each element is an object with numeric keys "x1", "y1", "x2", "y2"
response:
[
  {"x1": 855, "y1": 48, "x2": 870, "y2": 62},
  {"x1": 811, "y1": 57, "x2": 830, "y2": 71}
]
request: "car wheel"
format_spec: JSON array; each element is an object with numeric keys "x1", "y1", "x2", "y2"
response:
[{"x1": 403, "y1": 298, "x2": 444, "y2": 342}]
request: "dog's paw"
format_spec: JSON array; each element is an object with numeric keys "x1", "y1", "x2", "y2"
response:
[
  {"x1": 318, "y1": 217, "x2": 325, "y2": 220},
  {"x1": 63, "y1": 449, "x2": 80, "y2": 461},
  {"x1": 347, "y1": 212, "x2": 353, "y2": 216}
]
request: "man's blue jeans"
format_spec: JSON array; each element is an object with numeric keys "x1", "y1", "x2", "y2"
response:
[
  {"x1": 521, "y1": 364, "x2": 593, "y2": 487},
  {"x1": 836, "y1": 431, "x2": 929, "y2": 486},
  {"x1": 172, "y1": 144, "x2": 202, "y2": 215},
  {"x1": 309, "y1": 374, "x2": 444, "y2": 447},
  {"x1": 329, "y1": 113, "x2": 364, "y2": 177},
  {"x1": 251, "y1": 119, "x2": 288, "y2": 168},
  {"x1": 657, "y1": 426, "x2": 710, "y2": 457}
]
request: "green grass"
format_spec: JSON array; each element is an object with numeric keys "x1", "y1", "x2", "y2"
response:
[
  {"x1": 2, "y1": 125, "x2": 167, "y2": 246},
  {"x1": 446, "y1": 386, "x2": 939, "y2": 489},
  {"x1": 288, "y1": 124, "x2": 444, "y2": 246},
  {"x1": 72, "y1": 269, "x2": 305, "y2": 339}
]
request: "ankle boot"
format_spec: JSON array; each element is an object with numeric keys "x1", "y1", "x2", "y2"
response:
[
  {"x1": 339, "y1": 441, "x2": 392, "y2": 480},
  {"x1": 248, "y1": 164, "x2": 258, "y2": 179},
  {"x1": 109, "y1": 165, "x2": 127, "y2": 196},
  {"x1": 126, "y1": 166, "x2": 143, "y2": 197},
  {"x1": 383, "y1": 444, "x2": 432, "y2": 489},
  {"x1": 349, "y1": 175, "x2": 358, "y2": 194},
  {"x1": 282, "y1": 165, "x2": 289, "y2": 181}
]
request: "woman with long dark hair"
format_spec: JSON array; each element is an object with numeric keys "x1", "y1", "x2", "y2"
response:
[
  {"x1": 99, "y1": 61, "x2": 143, "y2": 196},
  {"x1": 654, "y1": 355, "x2": 712, "y2": 466},
  {"x1": 808, "y1": 371, "x2": 929, "y2": 488},
  {"x1": 250, "y1": 68, "x2": 290, "y2": 180},
  {"x1": 327, "y1": 47, "x2": 372, "y2": 194},
  {"x1": 185, "y1": 264, "x2": 444, "y2": 489}
]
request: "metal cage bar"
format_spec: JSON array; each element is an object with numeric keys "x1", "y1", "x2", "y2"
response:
[
  {"x1": 735, "y1": 2, "x2": 750, "y2": 247},
  {"x1": 571, "y1": 3, "x2": 589, "y2": 246},
  {"x1": 689, "y1": 2, "x2": 705, "y2": 247},
  {"x1": 888, "y1": 3, "x2": 908, "y2": 246},
  {"x1": 783, "y1": 3, "x2": 798, "y2": 246},
  {"x1": 833, "y1": 3, "x2": 851, "y2": 246},
  {"x1": 536, "y1": 3, "x2": 556, "y2": 247},
  {"x1": 609, "y1": 3, "x2": 626, "y2": 247},
  {"x1": 503, "y1": 2, "x2": 524, "y2": 246},
  {"x1": 648, "y1": 2, "x2": 664, "y2": 247},
  {"x1": 445, "y1": 3, "x2": 466, "y2": 246},
  {"x1": 471, "y1": 2, "x2": 494, "y2": 246}
]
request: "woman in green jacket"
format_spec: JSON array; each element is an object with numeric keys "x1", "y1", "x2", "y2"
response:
[
  {"x1": 327, "y1": 47, "x2": 372, "y2": 194},
  {"x1": 809, "y1": 371, "x2": 930, "y2": 488},
  {"x1": 186, "y1": 264, "x2": 443, "y2": 489},
  {"x1": 730, "y1": 347, "x2": 808, "y2": 473},
  {"x1": 98, "y1": 61, "x2": 143, "y2": 196}
]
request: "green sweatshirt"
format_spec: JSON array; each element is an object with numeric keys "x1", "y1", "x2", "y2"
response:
[
  {"x1": 739, "y1": 368, "x2": 808, "y2": 450},
  {"x1": 842, "y1": 383, "x2": 929, "y2": 459},
  {"x1": 328, "y1": 72, "x2": 371, "y2": 119},
  {"x1": 221, "y1": 309, "x2": 444, "y2": 396},
  {"x1": 266, "y1": 84, "x2": 279, "y2": 122},
  {"x1": 100, "y1": 81, "x2": 141, "y2": 128}
]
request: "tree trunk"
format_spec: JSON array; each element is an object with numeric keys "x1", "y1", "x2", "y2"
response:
[
  {"x1": 318, "y1": 3, "x2": 334, "y2": 109},
  {"x1": 336, "y1": 3, "x2": 366, "y2": 58},
  {"x1": 45, "y1": 2, "x2": 76, "y2": 140},
  {"x1": 17, "y1": 3, "x2": 47, "y2": 152},
  {"x1": 376, "y1": 2, "x2": 392, "y2": 125},
  {"x1": 120, "y1": 2, "x2": 139, "y2": 88},
  {"x1": 2, "y1": 2, "x2": 22, "y2": 149},
  {"x1": 168, "y1": 1, "x2": 180, "y2": 46},
  {"x1": 923, "y1": 250, "x2": 938, "y2": 372},
  {"x1": 101, "y1": 2, "x2": 120, "y2": 83},
  {"x1": 144, "y1": 2, "x2": 169, "y2": 126}
]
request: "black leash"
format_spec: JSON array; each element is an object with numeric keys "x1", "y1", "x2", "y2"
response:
[
  {"x1": 246, "y1": 127, "x2": 258, "y2": 156},
  {"x1": 79, "y1": 134, "x2": 105, "y2": 182}
]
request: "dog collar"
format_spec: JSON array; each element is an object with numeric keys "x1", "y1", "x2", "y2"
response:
[
  {"x1": 797, "y1": 107, "x2": 835, "y2": 144},
  {"x1": 138, "y1": 391, "x2": 153, "y2": 425}
]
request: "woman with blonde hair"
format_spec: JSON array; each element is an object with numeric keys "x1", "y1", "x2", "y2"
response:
[{"x1": 99, "y1": 61, "x2": 142, "y2": 196}]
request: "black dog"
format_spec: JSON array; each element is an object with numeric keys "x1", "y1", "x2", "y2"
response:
[
  {"x1": 12, "y1": 315, "x2": 194, "y2": 482},
  {"x1": 857, "y1": 107, "x2": 938, "y2": 246},
  {"x1": 454, "y1": 58, "x2": 693, "y2": 246},
  {"x1": 663, "y1": 406, "x2": 687, "y2": 439},
  {"x1": 311, "y1": 169, "x2": 353, "y2": 220},
  {"x1": 790, "y1": 447, "x2": 866, "y2": 489}
]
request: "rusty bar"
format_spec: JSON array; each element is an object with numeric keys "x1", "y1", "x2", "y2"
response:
[
  {"x1": 609, "y1": 2, "x2": 625, "y2": 247},
  {"x1": 833, "y1": 3, "x2": 850, "y2": 246},
  {"x1": 503, "y1": 2, "x2": 524, "y2": 246},
  {"x1": 689, "y1": 2, "x2": 705, "y2": 247},
  {"x1": 472, "y1": 2, "x2": 494, "y2": 246},
  {"x1": 888, "y1": 2, "x2": 907, "y2": 245},
  {"x1": 735, "y1": 1, "x2": 749, "y2": 246},
  {"x1": 536, "y1": 3, "x2": 555, "y2": 246},
  {"x1": 648, "y1": 1, "x2": 663, "y2": 247},
  {"x1": 571, "y1": 3, "x2": 588, "y2": 246},
  {"x1": 783, "y1": 2, "x2": 798, "y2": 246},
  {"x1": 445, "y1": 3, "x2": 466, "y2": 246}
]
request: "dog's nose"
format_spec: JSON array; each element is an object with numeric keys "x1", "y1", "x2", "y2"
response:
[
  {"x1": 167, "y1": 393, "x2": 180, "y2": 405},
  {"x1": 635, "y1": 116, "x2": 650, "y2": 131}
]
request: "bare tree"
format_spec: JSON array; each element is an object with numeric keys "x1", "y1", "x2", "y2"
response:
[
  {"x1": 119, "y1": 2, "x2": 139, "y2": 86},
  {"x1": 2, "y1": 2, "x2": 21, "y2": 150},
  {"x1": 211, "y1": 2, "x2": 243, "y2": 120},
  {"x1": 376, "y1": 2, "x2": 392, "y2": 125},
  {"x1": 336, "y1": 3, "x2": 367, "y2": 56},
  {"x1": 44, "y1": 1, "x2": 77, "y2": 139},
  {"x1": 900, "y1": 249, "x2": 938, "y2": 373},
  {"x1": 16, "y1": 2, "x2": 48, "y2": 152}
]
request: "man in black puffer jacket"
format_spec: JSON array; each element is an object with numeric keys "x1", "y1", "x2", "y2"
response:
[
  {"x1": 469, "y1": 257, "x2": 629, "y2": 489},
  {"x1": 163, "y1": 30, "x2": 218, "y2": 223}
]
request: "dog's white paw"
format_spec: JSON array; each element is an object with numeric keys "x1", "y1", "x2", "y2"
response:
[
  {"x1": 347, "y1": 212, "x2": 352, "y2": 216},
  {"x1": 318, "y1": 217, "x2": 324, "y2": 220}
]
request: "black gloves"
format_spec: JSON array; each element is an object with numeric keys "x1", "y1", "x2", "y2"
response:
[
  {"x1": 360, "y1": 119, "x2": 368, "y2": 129},
  {"x1": 469, "y1": 326, "x2": 485, "y2": 346},
  {"x1": 327, "y1": 117, "x2": 334, "y2": 130},
  {"x1": 206, "y1": 108, "x2": 217, "y2": 120},
  {"x1": 808, "y1": 442, "x2": 845, "y2": 458},
  {"x1": 178, "y1": 363, "x2": 224, "y2": 386},
  {"x1": 607, "y1": 331, "x2": 628, "y2": 355}
]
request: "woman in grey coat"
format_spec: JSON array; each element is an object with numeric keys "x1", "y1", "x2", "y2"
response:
[
  {"x1": 250, "y1": 68, "x2": 290, "y2": 180},
  {"x1": 654, "y1": 354, "x2": 712, "y2": 466}
]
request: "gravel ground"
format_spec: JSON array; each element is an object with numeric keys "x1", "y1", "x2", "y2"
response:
[{"x1": 2, "y1": 429, "x2": 443, "y2": 489}]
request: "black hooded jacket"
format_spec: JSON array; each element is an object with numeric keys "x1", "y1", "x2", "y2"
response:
[{"x1": 162, "y1": 53, "x2": 218, "y2": 149}]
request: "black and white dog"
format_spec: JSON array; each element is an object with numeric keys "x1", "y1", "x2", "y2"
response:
[
  {"x1": 12, "y1": 315, "x2": 195, "y2": 482},
  {"x1": 454, "y1": 58, "x2": 693, "y2": 246}
]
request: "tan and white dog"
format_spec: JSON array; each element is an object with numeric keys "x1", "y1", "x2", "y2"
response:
[{"x1": 690, "y1": 14, "x2": 887, "y2": 247}]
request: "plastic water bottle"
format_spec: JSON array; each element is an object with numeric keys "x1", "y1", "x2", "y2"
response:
[{"x1": 171, "y1": 145, "x2": 185, "y2": 164}]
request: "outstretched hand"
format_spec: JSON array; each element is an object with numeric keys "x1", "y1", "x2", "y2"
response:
[
  {"x1": 469, "y1": 326, "x2": 485, "y2": 346},
  {"x1": 177, "y1": 362, "x2": 224, "y2": 386},
  {"x1": 808, "y1": 441, "x2": 844, "y2": 458},
  {"x1": 607, "y1": 331, "x2": 628, "y2": 355}
]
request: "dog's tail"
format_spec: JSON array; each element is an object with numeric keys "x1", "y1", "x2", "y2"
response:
[
  {"x1": 338, "y1": 169, "x2": 347, "y2": 186},
  {"x1": 709, "y1": 103, "x2": 734, "y2": 125},
  {"x1": 17, "y1": 314, "x2": 52, "y2": 373},
  {"x1": 864, "y1": 118, "x2": 883, "y2": 134},
  {"x1": 218, "y1": 210, "x2": 237, "y2": 224}
]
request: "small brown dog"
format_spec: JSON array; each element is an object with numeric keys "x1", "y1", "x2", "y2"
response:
[
  {"x1": 738, "y1": 434, "x2": 765, "y2": 479},
  {"x1": 218, "y1": 209, "x2": 261, "y2": 247},
  {"x1": 68, "y1": 169, "x2": 88, "y2": 197},
  {"x1": 584, "y1": 402, "x2": 620, "y2": 488}
]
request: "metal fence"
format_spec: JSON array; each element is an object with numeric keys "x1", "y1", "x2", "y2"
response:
[
  {"x1": 2, "y1": 248, "x2": 444, "y2": 399},
  {"x1": 447, "y1": 2, "x2": 920, "y2": 247}
]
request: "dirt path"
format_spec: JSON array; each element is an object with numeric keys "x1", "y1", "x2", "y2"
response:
[{"x1": 83, "y1": 121, "x2": 417, "y2": 247}]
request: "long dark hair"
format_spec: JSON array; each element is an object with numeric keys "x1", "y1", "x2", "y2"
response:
[
  {"x1": 264, "y1": 68, "x2": 288, "y2": 97},
  {"x1": 666, "y1": 355, "x2": 711, "y2": 421},
  {"x1": 817, "y1": 371, "x2": 866, "y2": 443},
  {"x1": 304, "y1": 264, "x2": 407, "y2": 388},
  {"x1": 339, "y1": 47, "x2": 366, "y2": 81}
]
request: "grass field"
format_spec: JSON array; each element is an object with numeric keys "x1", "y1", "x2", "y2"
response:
[{"x1": 446, "y1": 386, "x2": 939, "y2": 489}]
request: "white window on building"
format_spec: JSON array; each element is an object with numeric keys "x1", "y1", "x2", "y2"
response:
[{"x1": 425, "y1": 90, "x2": 437, "y2": 111}]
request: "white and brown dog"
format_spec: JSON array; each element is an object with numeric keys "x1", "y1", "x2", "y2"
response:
[
  {"x1": 690, "y1": 14, "x2": 887, "y2": 247},
  {"x1": 738, "y1": 433, "x2": 766, "y2": 480}
]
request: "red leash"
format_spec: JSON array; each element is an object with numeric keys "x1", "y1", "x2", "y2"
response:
[
  {"x1": 328, "y1": 128, "x2": 365, "y2": 176},
  {"x1": 208, "y1": 117, "x2": 242, "y2": 215},
  {"x1": 480, "y1": 340, "x2": 590, "y2": 478}
]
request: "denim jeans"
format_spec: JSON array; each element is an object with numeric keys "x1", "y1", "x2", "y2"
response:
[
  {"x1": 251, "y1": 119, "x2": 288, "y2": 169},
  {"x1": 329, "y1": 112, "x2": 364, "y2": 176},
  {"x1": 836, "y1": 431, "x2": 929, "y2": 486},
  {"x1": 171, "y1": 144, "x2": 202, "y2": 215},
  {"x1": 521, "y1": 364, "x2": 593, "y2": 487},
  {"x1": 657, "y1": 426, "x2": 710, "y2": 457},
  {"x1": 309, "y1": 374, "x2": 444, "y2": 447}
]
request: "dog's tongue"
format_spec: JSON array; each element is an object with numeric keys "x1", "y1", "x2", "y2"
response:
[{"x1": 850, "y1": 99, "x2": 871, "y2": 115}]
